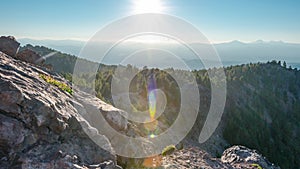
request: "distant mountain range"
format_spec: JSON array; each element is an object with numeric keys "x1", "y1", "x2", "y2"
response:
[
  {"x1": 213, "y1": 40, "x2": 300, "y2": 67},
  {"x1": 18, "y1": 38, "x2": 300, "y2": 69}
]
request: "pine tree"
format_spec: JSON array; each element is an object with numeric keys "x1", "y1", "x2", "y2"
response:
[{"x1": 283, "y1": 61, "x2": 287, "y2": 68}]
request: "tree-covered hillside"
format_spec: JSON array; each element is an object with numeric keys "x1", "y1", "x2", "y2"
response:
[{"x1": 223, "y1": 61, "x2": 300, "y2": 169}]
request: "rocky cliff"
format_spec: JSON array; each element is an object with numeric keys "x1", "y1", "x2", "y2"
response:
[{"x1": 0, "y1": 51, "x2": 122, "y2": 168}]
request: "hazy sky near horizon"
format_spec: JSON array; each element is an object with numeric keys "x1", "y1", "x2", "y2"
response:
[{"x1": 1, "y1": 0, "x2": 299, "y2": 43}]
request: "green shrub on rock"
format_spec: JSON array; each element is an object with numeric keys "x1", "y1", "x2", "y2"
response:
[
  {"x1": 40, "y1": 74, "x2": 73, "y2": 94},
  {"x1": 162, "y1": 145, "x2": 177, "y2": 156}
]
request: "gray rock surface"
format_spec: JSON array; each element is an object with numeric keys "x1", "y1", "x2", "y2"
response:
[
  {"x1": 0, "y1": 51, "x2": 122, "y2": 169},
  {"x1": 221, "y1": 145, "x2": 280, "y2": 169},
  {"x1": 160, "y1": 145, "x2": 280, "y2": 169},
  {"x1": 162, "y1": 146, "x2": 231, "y2": 169}
]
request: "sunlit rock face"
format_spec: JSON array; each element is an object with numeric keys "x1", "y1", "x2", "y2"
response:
[
  {"x1": 221, "y1": 146, "x2": 280, "y2": 169},
  {"x1": 160, "y1": 145, "x2": 280, "y2": 169},
  {"x1": 0, "y1": 51, "x2": 122, "y2": 169}
]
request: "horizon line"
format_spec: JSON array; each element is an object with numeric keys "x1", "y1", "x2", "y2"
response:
[{"x1": 16, "y1": 36, "x2": 300, "y2": 45}]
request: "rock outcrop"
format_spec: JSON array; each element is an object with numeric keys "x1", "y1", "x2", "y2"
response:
[
  {"x1": 162, "y1": 146, "x2": 231, "y2": 168},
  {"x1": 161, "y1": 145, "x2": 280, "y2": 169},
  {"x1": 221, "y1": 146, "x2": 280, "y2": 169},
  {"x1": 0, "y1": 51, "x2": 122, "y2": 168},
  {"x1": 16, "y1": 48, "x2": 45, "y2": 65},
  {"x1": 0, "y1": 36, "x2": 45, "y2": 66},
  {"x1": 0, "y1": 36, "x2": 20, "y2": 57}
]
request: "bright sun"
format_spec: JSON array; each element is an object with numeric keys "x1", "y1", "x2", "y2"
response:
[{"x1": 132, "y1": 0, "x2": 165, "y2": 14}]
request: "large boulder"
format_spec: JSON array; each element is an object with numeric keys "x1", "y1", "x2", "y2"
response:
[
  {"x1": 0, "y1": 36, "x2": 20, "y2": 57},
  {"x1": 160, "y1": 145, "x2": 281, "y2": 169},
  {"x1": 221, "y1": 145, "x2": 280, "y2": 169},
  {"x1": 16, "y1": 48, "x2": 45, "y2": 65},
  {"x1": 0, "y1": 51, "x2": 122, "y2": 169}
]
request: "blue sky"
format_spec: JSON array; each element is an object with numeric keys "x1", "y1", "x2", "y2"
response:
[{"x1": 1, "y1": 0, "x2": 299, "y2": 43}]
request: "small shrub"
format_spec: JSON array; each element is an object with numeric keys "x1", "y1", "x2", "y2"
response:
[
  {"x1": 40, "y1": 74, "x2": 73, "y2": 94},
  {"x1": 251, "y1": 163, "x2": 263, "y2": 169},
  {"x1": 161, "y1": 145, "x2": 176, "y2": 156}
]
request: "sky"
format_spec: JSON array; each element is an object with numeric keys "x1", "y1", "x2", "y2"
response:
[{"x1": 0, "y1": 0, "x2": 300, "y2": 43}]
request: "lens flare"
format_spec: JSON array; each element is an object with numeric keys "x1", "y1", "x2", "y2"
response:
[
  {"x1": 149, "y1": 133, "x2": 156, "y2": 138},
  {"x1": 148, "y1": 74, "x2": 157, "y2": 120},
  {"x1": 145, "y1": 74, "x2": 160, "y2": 138},
  {"x1": 144, "y1": 119, "x2": 158, "y2": 131}
]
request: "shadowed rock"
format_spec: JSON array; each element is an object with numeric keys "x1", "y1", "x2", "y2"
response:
[
  {"x1": 17, "y1": 48, "x2": 45, "y2": 65},
  {"x1": 0, "y1": 36, "x2": 20, "y2": 57}
]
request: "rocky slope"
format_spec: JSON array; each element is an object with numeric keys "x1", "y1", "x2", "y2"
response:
[
  {"x1": 0, "y1": 36, "x2": 281, "y2": 169},
  {"x1": 161, "y1": 145, "x2": 279, "y2": 169},
  {"x1": 0, "y1": 51, "x2": 122, "y2": 168}
]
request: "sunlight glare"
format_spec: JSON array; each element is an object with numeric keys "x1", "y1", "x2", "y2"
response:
[{"x1": 132, "y1": 0, "x2": 166, "y2": 14}]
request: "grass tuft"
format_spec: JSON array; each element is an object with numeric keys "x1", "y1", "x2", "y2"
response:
[{"x1": 40, "y1": 74, "x2": 73, "y2": 95}]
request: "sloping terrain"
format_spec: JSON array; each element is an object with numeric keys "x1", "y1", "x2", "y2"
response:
[
  {"x1": 0, "y1": 51, "x2": 122, "y2": 168},
  {"x1": 0, "y1": 38, "x2": 284, "y2": 168}
]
